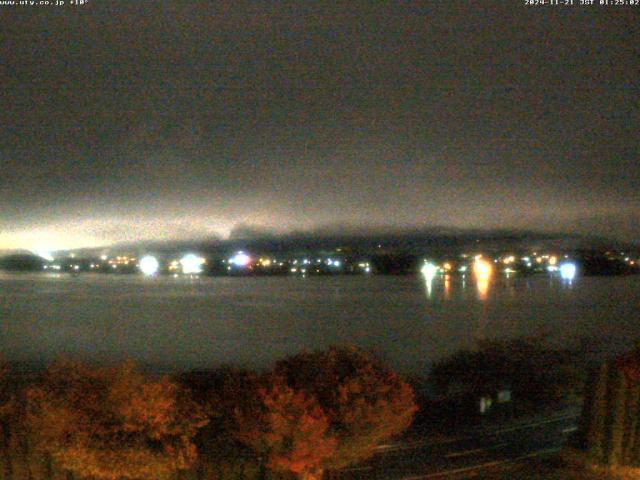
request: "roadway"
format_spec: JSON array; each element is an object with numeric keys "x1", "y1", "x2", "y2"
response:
[{"x1": 334, "y1": 408, "x2": 580, "y2": 479}]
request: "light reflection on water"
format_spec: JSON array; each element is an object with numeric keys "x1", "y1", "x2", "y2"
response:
[
  {"x1": 421, "y1": 271, "x2": 579, "y2": 304},
  {"x1": 0, "y1": 272, "x2": 638, "y2": 375},
  {"x1": 476, "y1": 276, "x2": 490, "y2": 301},
  {"x1": 423, "y1": 274, "x2": 434, "y2": 298},
  {"x1": 443, "y1": 274, "x2": 451, "y2": 301}
]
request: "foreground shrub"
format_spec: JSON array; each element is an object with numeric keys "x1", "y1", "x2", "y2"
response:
[
  {"x1": 430, "y1": 336, "x2": 585, "y2": 408},
  {"x1": 235, "y1": 346, "x2": 417, "y2": 479},
  {"x1": 26, "y1": 360, "x2": 208, "y2": 480}
]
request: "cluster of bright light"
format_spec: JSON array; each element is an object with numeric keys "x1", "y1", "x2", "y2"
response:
[
  {"x1": 473, "y1": 258, "x2": 493, "y2": 279},
  {"x1": 109, "y1": 255, "x2": 135, "y2": 266},
  {"x1": 229, "y1": 252, "x2": 251, "y2": 267},
  {"x1": 559, "y1": 262, "x2": 577, "y2": 281},
  {"x1": 358, "y1": 262, "x2": 372, "y2": 273},
  {"x1": 421, "y1": 262, "x2": 438, "y2": 279},
  {"x1": 421, "y1": 261, "x2": 438, "y2": 297},
  {"x1": 180, "y1": 254, "x2": 205, "y2": 274},
  {"x1": 139, "y1": 255, "x2": 160, "y2": 276}
]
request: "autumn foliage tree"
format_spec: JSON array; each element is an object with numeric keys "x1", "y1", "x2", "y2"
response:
[
  {"x1": 26, "y1": 360, "x2": 208, "y2": 480},
  {"x1": 235, "y1": 346, "x2": 417, "y2": 479},
  {"x1": 235, "y1": 377, "x2": 337, "y2": 480}
]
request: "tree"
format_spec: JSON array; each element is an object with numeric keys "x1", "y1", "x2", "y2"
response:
[
  {"x1": 254, "y1": 346, "x2": 417, "y2": 476},
  {"x1": 235, "y1": 377, "x2": 337, "y2": 480},
  {"x1": 26, "y1": 359, "x2": 208, "y2": 480},
  {"x1": 180, "y1": 367, "x2": 267, "y2": 478}
]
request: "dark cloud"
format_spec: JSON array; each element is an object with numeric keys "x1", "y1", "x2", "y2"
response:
[{"x1": 0, "y1": 1, "x2": 638, "y2": 250}]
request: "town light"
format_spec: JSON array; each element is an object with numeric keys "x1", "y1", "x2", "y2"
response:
[
  {"x1": 473, "y1": 258, "x2": 493, "y2": 279},
  {"x1": 421, "y1": 261, "x2": 438, "y2": 298},
  {"x1": 139, "y1": 255, "x2": 160, "y2": 276},
  {"x1": 560, "y1": 262, "x2": 577, "y2": 281},
  {"x1": 181, "y1": 254, "x2": 205, "y2": 274},
  {"x1": 230, "y1": 251, "x2": 251, "y2": 267},
  {"x1": 421, "y1": 262, "x2": 438, "y2": 279}
]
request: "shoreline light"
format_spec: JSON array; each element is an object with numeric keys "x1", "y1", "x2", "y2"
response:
[
  {"x1": 473, "y1": 258, "x2": 493, "y2": 279},
  {"x1": 230, "y1": 251, "x2": 251, "y2": 267},
  {"x1": 181, "y1": 254, "x2": 205, "y2": 274},
  {"x1": 139, "y1": 255, "x2": 160, "y2": 276},
  {"x1": 560, "y1": 262, "x2": 577, "y2": 281},
  {"x1": 421, "y1": 261, "x2": 438, "y2": 298},
  {"x1": 421, "y1": 262, "x2": 438, "y2": 279}
]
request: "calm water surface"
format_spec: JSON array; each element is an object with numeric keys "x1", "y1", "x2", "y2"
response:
[{"x1": 0, "y1": 272, "x2": 638, "y2": 374}]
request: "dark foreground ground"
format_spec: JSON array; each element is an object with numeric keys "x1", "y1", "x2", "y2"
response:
[
  {"x1": 334, "y1": 401, "x2": 639, "y2": 479},
  {"x1": 472, "y1": 451, "x2": 638, "y2": 480}
]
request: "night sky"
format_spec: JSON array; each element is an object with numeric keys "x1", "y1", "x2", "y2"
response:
[{"x1": 1, "y1": 1, "x2": 638, "y2": 252}]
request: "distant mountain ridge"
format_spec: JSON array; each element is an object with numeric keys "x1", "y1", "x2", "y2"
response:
[{"x1": 45, "y1": 226, "x2": 633, "y2": 259}]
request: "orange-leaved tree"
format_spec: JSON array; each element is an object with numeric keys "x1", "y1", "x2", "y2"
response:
[
  {"x1": 235, "y1": 376, "x2": 337, "y2": 480},
  {"x1": 274, "y1": 346, "x2": 417, "y2": 471},
  {"x1": 27, "y1": 359, "x2": 208, "y2": 480},
  {"x1": 236, "y1": 346, "x2": 417, "y2": 479}
]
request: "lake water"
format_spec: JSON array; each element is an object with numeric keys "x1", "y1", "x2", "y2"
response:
[{"x1": 0, "y1": 272, "x2": 638, "y2": 375}]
